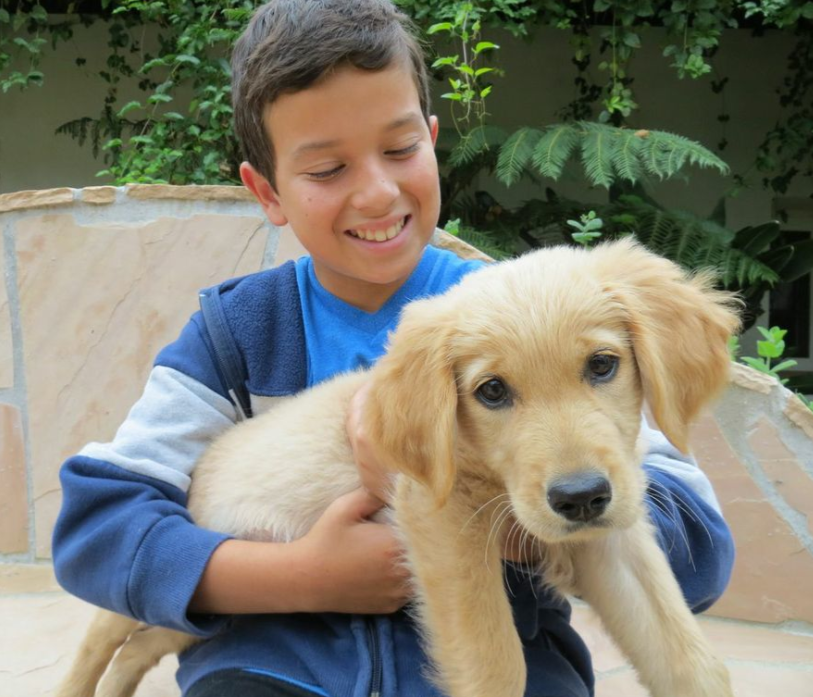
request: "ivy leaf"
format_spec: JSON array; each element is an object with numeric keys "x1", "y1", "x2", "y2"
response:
[
  {"x1": 117, "y1": 100, "x2": 143, "y2": 117},
  {"x1": 148, "y1": 93, "x2": 173, "y2": 104},
  {"x1": 473, "y1": 41, "x2": 499, "y2": 54},
  {"x1": 30, "y1": 4, "x2": 48, "y2": 22},
  {"x1": 428, "y1": 22, "x2": 454, "y2": 34},
  {"x1": 175, "y1": 54, "x2": 201, "y2": 66}
]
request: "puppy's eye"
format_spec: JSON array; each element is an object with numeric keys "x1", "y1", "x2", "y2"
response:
[
  {"x1": 587, "y1": 354, "x2": 619, "y2": 384},
  {"x1": 475, "y1": 378, "x2": 512, "y2": 408}
]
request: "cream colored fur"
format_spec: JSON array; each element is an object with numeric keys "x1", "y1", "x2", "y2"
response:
[{"x1": 56, "y1": 239, "x2": 740, "y2": 697}]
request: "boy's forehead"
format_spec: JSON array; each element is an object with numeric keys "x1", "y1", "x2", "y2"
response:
[{"x1": 261, "y1": 64, "x2": 426, "y2": 157}]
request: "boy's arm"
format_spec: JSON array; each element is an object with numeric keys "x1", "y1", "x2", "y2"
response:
[
  {"x1": 53, "y1": 316, "x2": 411, "y2": 629},
  {"x1": 640, "y1": 419, "x2": 735, "y2": 613},
  {"x1": 53, "y1": 360, "x2": 237, "y2": 635}
]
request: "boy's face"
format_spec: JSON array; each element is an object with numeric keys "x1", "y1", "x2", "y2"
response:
[{"x1": 241, "y1": 62, "x2": 440, "y2": 312}]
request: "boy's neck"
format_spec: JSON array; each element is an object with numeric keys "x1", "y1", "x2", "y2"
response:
[{"x1": 311, "y1": 261, "x2": 416, "y2": 313}]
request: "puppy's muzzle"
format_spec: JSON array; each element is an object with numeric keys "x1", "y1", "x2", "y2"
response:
[{"x1": 547, "y1": 473, "x2": 612, "y2": 523}]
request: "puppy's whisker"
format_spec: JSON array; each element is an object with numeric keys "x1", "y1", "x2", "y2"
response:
[
  {"x1": 664, "y1": 486, "x2": 713, "y2": 547},
  {"x1": 648, "y1": 486, "x2": 695, "y2": 570},
  {"x1": 646, "y1": 489, "x2": 680, "y2": 554},
  {"x1": 649, "y1": 481, "x2": 708, "y2": 568},
  {"x1": 486, "y1": 503, "x2": 515, "y2": 574},
  {"x1": 461, "y1": 493, "x2": 512, "y2": 534}
]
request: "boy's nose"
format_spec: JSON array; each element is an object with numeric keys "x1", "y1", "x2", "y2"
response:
[{"x1": 351, "y1": 168, "x2": 399, "y2": 213}]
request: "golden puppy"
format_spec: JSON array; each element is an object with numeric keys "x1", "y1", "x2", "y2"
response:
[{"x1": 56, "y1": 239, "x2": 739, "y2": 697}]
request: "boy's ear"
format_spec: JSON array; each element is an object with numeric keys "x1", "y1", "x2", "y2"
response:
[
  {"x1": 240, "y1": 162, "x2": 288, "y2": 227},
  {"x1": 429, "y1": 115, "x2": 439, "y2": 147}
]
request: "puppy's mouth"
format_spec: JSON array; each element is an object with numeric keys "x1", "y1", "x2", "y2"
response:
[{"x1": 346, "y1": 215, "x2": 409, "y2": 242}]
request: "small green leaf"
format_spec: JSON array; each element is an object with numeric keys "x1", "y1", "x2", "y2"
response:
[
  {"x1": 30, "y1": 4, "x2": 48, "y2": 22},
  {"x1": 473, "y1": 41, "x2": 499, "y2": 54},
  {"x1": 428, "y1": 22, "x2": 454, "y2": 34},
  {"x1": 175, "y1": 54, "x2": 201, "y2": 66},
  {"x1": 117, "y1": 100, "x2": 143, "y2": 117},
  {"x1": 148, "y1": 93, "x2": 173, "y2": 104},
  {"x1": 757, "y1": 340, "x2": 783, "y2": 358},
  {"x1": 740, "y1": 356, "x2": 769, "y2": 373}
]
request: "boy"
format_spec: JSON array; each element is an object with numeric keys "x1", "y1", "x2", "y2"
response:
[{"x1": 52, "y1": 1, "x2": 735, "y2": 696}]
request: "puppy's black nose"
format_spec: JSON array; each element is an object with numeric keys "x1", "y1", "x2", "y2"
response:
[{"x1": 547, "y1": 474, "x2": 612, "y2": 523}]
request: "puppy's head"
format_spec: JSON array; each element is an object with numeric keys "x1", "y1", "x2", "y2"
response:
[{"x1": 365, "y1": 239, "x2": 740, "y2": 542}]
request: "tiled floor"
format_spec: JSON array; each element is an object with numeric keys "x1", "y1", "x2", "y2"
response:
[{"x1": 2, "y1": 564, "x2": 812, "y2": 697}]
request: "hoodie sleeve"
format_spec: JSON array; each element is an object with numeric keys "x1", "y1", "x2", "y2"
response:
[
  {"x1": 640, "y1": 419, "x2": 735, "y2": 613},
  {"x1": 52, "y1": 313, "x2": 238, "y2": 635}
]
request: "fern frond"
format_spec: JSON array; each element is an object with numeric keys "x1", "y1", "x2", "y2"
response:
[
  {"x1": 611, "y1": 128, "x2": 645, "y2": 182},
  {"x1": 580, "y1": 122, "x2": 614, "y2": 188},
  {"x1": 449, "y1": 125, "x2": 507, "y2": 167},
  {"x1": 454, "y1": 226, "x2": 513, "y2": 260},
  {"x1": 617, "y1": 200, "x2": 777, "y2": 287},
  {"x1": 531, "y1": 124, "x2": 580, "y2": 180},
  {"x1": 496, "y1": 127, "x2": 543, "y2": 186},
  {"x1": 642, "y1": 130, "x2": 728, "y2": 179}
]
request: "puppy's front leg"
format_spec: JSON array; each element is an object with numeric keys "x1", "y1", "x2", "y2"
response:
[
  {"x1": 394, "y1": 479, "x2": 526, "y2": 697},
  {"x1": 572, "y1": 520, "x2": 733, "y2": 697}
]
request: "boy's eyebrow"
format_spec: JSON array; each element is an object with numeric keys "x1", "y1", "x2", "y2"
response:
[{"x1": 291, "y1": 113, "x2": 425, "y2": 160}]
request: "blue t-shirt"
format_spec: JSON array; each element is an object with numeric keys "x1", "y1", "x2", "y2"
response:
[{"x1": 295, "y1": 245, "x2": 485, "y2": 386}]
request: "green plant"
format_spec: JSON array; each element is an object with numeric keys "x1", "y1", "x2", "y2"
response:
[
  {"x1": 738, "y1": 326, "x2": 798, "y2": 384},
  {"x1": 427, "y1": 2, "x2": 501, "y2": 134},
  {"x1": 567, "y1": 210, "x2": 604, "y2": 246}
]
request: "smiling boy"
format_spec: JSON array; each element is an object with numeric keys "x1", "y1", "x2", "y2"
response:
[{"x1": 52, "y1": 1, "x2": 735, "y2": 696}]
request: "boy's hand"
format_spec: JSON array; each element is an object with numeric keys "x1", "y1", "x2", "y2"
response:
[
  {"x1": 295, "y1": 489, "x2": 411, "y2": 614},
  {"x1": 347, "y1": 382, "x2": 394, "y2": 503}
]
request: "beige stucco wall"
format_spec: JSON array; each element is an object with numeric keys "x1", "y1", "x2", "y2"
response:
[{"x1": 0, "y1": 185, "x2": 811, "y2": 632}]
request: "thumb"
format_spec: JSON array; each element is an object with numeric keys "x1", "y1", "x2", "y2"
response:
[{"x1": 332, "y1": 488, "x2": 386, "y2": 522}]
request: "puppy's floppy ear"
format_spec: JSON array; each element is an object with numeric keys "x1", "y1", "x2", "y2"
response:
[
  {"x1": 597, "y1": 238, "x2": 741, "y2": 453},
  {"x1": 364, "y1": 295, "x2": 458, "y2": 507}
]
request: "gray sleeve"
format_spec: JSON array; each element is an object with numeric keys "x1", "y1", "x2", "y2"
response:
[
  {"x1": 80, "y1": 365, "x2": 237, "y2": 492},
  {"x1": 640, "y1": 415, "x2": 723, "y2": 514}
]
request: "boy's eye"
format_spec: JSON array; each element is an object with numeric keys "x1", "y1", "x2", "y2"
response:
[
  {"x1": 305, "y1": 165, "x2": 344, "y2": 181},
  {"x1": 386, "y1": 142, "x2": 420, "y2": 157}
]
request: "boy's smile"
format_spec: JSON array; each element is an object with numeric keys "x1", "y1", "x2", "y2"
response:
[{"x1": 241, "y1": 62, "x2": 441, "y2": 312}]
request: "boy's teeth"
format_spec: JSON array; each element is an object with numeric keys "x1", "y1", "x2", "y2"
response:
[{"x1": 351, "y1": 217, "x2": 405, "y2": 242}]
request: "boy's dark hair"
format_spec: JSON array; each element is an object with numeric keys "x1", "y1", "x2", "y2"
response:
[{"x1": 232, "y1": 0, "x2": 431, "y2": 188}]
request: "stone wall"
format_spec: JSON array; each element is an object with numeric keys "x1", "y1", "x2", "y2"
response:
[{"x1": 0, "y1": 185, "x2": 811, "y2": 629}]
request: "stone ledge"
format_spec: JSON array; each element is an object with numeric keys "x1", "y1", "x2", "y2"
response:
[
  {"x1": 0, "y1": 185, "x2": 258, "y2": 213},
  {"x1": 125, "y1": 184, "x2": 254, "y2": 201},
  {"x1": 784, "y1": 393, "x2": 813, "y2": 440},
  {"x1": 0, "y1": 188, "x2": 75, "y2": 214},
  {"x1": 80, "y1": 186, "x2": 117, "y2": 205},
  {"x1": 730, "y1": 361, "x2": 776, "y2": 394}
]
